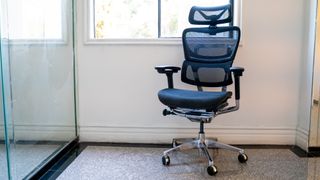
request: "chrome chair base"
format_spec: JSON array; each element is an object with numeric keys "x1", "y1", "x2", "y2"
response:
[
  {"x1": 162, "y1": 132, "x2": 248, "y2": 176},
  {"x1": 172, "y1": 137, "x2": 217, "y2": 148}
]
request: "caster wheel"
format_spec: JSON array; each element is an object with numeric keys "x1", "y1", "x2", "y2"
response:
[
  {"x1": 162, "y1": 155, "x2": 170, "y2": 166},
  {"x1": 238, "y1": 153, "x2": 248, "y2": 163},
  {"x1": 207, "y1": 165, "x2": 218, "y2": 176},
  {"x1": 172, "y1": 140, "x2": 178, "y2": 148}
]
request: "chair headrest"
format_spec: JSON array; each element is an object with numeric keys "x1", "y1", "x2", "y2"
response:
[{"x1": 188, "y1": 4, "x2": 232, "y2": 26}]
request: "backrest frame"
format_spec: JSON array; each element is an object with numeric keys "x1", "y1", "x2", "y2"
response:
[{"x1": 181, "y1": 26, "x2": 241, "y2": 87}]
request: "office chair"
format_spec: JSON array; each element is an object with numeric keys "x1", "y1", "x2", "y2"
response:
[{"x1": 155, "y1": 4, "x2": 247, "y2": 176}]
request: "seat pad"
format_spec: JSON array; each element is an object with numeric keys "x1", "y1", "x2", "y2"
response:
[{"x1": 158, "y1": 88, "x2": 232, "y2": 110}]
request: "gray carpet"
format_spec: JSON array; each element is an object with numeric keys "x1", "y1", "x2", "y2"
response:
[
  {"x1": 0, "y1": 144, "x2": 61, "y2": 180},
  {"x1": 57, "y1": 146, "x2": 320, "y2": 180},
  {"x1": 0, "y1": 145, "x2": 9, "y2": 179}
]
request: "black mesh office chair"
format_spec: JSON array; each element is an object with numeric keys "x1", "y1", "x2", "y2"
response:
[{"x1": 155, "y1": 5, "x2": 247, "y2": 176}]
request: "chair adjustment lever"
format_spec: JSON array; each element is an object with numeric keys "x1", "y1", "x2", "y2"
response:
[{"x1": 163, "y1": 109, "x2": 174, "y2": 116}]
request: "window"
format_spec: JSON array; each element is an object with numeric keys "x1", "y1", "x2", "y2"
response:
[
  {"x1": 89, "y1": 0, "x2": 237, "y2": 40},
  {"x1": 93, "y1": 0, "x2": 158, "y2": 39},
  {"x1": 4, "y1": 0, "x2": 64, "y2": 40}
]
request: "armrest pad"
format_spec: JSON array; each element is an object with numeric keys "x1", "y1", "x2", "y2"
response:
[
  {"x1": 230, "y1": 66, "x2": 245, "y2": 76},
  {"x1": 155, "y1": 65, "x2": 180, "y2": 88},
  {"x1": 155, "y1": 65, "x2": 181, "y2": 74}
]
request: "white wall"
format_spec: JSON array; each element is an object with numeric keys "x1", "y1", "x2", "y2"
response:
[{"x1": 77, "y1": 0, "x2": 307, "y2": 145}]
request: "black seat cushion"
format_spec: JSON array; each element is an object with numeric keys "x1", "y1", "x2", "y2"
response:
[{"x1": 158, "y1": 88, "x2": 232, "y2": 111}]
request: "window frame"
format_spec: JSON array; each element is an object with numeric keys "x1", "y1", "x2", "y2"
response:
[
  {"x1": 2, "y1": 0, "x2": 69, "y2": 45},
  {"x1": 84, "y1": 0, "x2": 242, "y2": 45}
]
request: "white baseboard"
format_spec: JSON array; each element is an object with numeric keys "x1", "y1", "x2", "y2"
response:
[
  {"x1": 0, "y1": 125, "x2": 308, "y2": 147},
  {"x1": 0, "y1": 125, "x2": 76, "y2": 141},
  {"x1": 295, "y1": 127, "x2": 309, "y2": 151},
  {"x1": 80, "y1": 126, "x2": 297, "y2": 145}
]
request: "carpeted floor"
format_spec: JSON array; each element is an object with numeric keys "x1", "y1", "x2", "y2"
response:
[
  {"x1": 0, "y1": 144, "x2": 61, "y2": 180},
  {"x1": 57, "y1": 146, "x2": 320, "y2": 180}
]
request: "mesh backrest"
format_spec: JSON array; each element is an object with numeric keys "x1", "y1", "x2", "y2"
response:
[
  {"x1": 189, "y1": 5, "x2": 232, "y2": 26},
  {"x1": 181, "y1": 27, "x2": 240, "y2": 87}
]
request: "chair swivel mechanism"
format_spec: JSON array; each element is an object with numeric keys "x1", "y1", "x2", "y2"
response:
[{"x1": 155, "y1": 4, "x2": 247, "y2": 176}]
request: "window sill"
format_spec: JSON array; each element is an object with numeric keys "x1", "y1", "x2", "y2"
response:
[
  {"x1": 84, "y1": 38, "x2": 183, "y2": 45},
  {"x1": 84, "y1": 38, "x2": 243, "y2": 47},
  {"x1": 1, "y1": 39, "x2": 68, "y2": 46}
]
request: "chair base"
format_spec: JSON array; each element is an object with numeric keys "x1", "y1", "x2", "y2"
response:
[
  {"x1": 162, "y1": 132, "x2": 248, "y2": 176},
  {"x1": 172, "y1": 137, "x2": 218, "y2": 148}
]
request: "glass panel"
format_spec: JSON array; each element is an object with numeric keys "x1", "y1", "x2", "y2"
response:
[
  {"x1": 161, "y1": 0, "x2": 230, "y2": 37},
  {"x1": 0, "y1": 0, "x2": 11, "y2": 178},
  {"x1": 0, "y1": 85, "x2": 9, "y2": 180},
  {"x1": 0, "y1": 50, "x2": 10, "y2": 180},
  {"x1": 310, "y1": 4, "x2": 320, "y2": 147},
  {"x1": 1, "y1": 0, "x2": 77, "y2": 179}
]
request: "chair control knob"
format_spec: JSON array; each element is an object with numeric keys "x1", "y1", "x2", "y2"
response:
[{"x1": 163, "y1": 109, "x2": 173, "y2": 116}]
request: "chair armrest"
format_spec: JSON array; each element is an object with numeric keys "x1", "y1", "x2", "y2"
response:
[
  {"x1": 230, "y1": 66, "x2": 245, "y2": 100},
  {"x1": 230, "y1": 66, "x2": 244, "y2": 76},
  {"x1": 155, "y1": 65, "x2": 181, "y2": 88},
  {"x1": 155, "y1": 65, "x2": 181, "y2": 74}
]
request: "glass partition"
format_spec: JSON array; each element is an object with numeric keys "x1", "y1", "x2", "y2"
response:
[
  {"x1": 310, "y1": 2, "x2": 320, "y2": 148},
  {"x1": 0, "y1": 38, "x2": 10, "y2": 180},
  {"x1": 0, "y1": 0, "x2": 77, "y2": 179},
  {"x1": 0, "y1": 0, "x2": 11, "y2": 178},
  {"x1": 0, "y1": 47, "x2": 10, "y2": 179}
]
